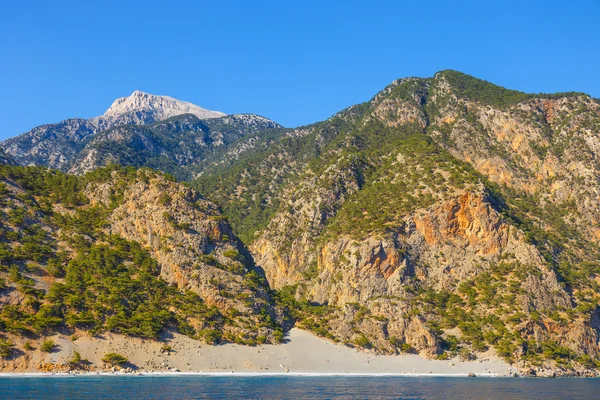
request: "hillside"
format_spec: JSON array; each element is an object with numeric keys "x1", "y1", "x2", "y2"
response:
[
  {"x1": 68, "y1": 113, "x2": 282, "y2": 180},
  {"x1": 0, "y1": 165, "x2": 287, "y2": 363},
  {"x1": 194, "y1": 71, "x2": 600, "y2": 374}
]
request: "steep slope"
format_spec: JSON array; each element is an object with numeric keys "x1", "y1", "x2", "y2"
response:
[
  {"x1": 426, "y1": 71, "x2": 600, "y2": 260},
  {"x1": 0, "y1": 91, "x2": 228, "y2": 170},
  {"x1": 0, "y1": 165, "x2": 285, "y2": 357},
  {"x1": 195, "y1": 72, "x2": 600, "y2": 374}
]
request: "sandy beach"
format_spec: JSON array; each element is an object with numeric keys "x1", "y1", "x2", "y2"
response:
[{"x1": 0, "y1": 328, "x2": 517, "y2": 376}]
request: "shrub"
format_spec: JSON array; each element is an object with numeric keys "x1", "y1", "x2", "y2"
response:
[
  {"x1": 496, "y1": 339, "x2": 516, "y2": 361},
  {"x1": 400, "y1": 343, "x2": 415, "y2": 353},
  {"x1": 69, "y1": 351, "x2": 82, "y2": 366},
  {"x1": 541, "y1": 340, "x2": 573, "y2": 361},
  {"x1": 388, "y1": 335, "x2": 401, "y2": 347},
  {"x1": 46, "y1": 258, "x2": 66, "y2": 278},
  {"x1": 158, "y1": 193, "x2": 172, "y2": 206},
  {"x1": 223, "y1": 249, "x2": 239, "y2": 259},
  {"x1": 272, "y1": 329, "x2": 285, "y2": 344},
  {"x1": 40, "y1": 340, "x2": 56, "y2": 352},
  {"x1": 102, "y1": 352, "x2": 128, "y2": 365},
  {"x1": 0, "y1": 339, "x2": 14, "y2": 358},
  {"x1": 201, "y1": 329, "x2": 222, "y2": 345},
  {"x1": 441, "y1": 335, "x2": 460, "y2": 352},
  {"x1": 354, "y1": 334, "x2": 371, "y2": 348},
  {"x1": 459, "y1": 347, "x2": 476, "y2": 361}
]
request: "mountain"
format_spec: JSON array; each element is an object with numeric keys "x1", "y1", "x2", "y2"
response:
[
  {"x1": 103, "y1": 90, "x2": 225, "y2": 121},
  {"x1": 68, "y1": 113, "x2": 282, "y2": 180},
  {"x1": 0, "y1": 91, "x2": 279, "y2": 173},
  {"x1": 194, "y1": 71, "x2": 600, "y2": 374},
  {"x1": 0, "y1": 165, "x2": 286, "y2": 350},
  {"x1": 2, "y1": 71, "x2": 600, "y2": 376}
]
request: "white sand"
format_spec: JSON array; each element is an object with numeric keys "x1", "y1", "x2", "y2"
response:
[{"x1": 0, "y1": 328, "x2": 516, "y2": 376}]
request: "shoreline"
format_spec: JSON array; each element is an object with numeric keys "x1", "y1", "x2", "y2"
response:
[
  {"x1": 0, "y1": 371, "x2": 512, "y2": 378},
  {"x1": 0, "y1": 328, "x2": 519, "y2": 377}
]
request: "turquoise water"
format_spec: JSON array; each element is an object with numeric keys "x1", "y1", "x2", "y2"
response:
[{"x1": 1, "y1": 375, "x2": 599, "y2": 399}]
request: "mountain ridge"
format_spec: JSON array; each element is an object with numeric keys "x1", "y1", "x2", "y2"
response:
[{"x1": 0, "y1": 91, "x2": 280, "y2": 172}]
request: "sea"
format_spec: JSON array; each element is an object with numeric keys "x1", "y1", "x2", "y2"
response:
[{"x1": 0, "y1": 375, "x2": 598, "y2": 399}]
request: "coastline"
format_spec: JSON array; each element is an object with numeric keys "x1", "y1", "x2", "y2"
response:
[
  {"x1": 0, "y1": 328, "x2": 517, "y2": 377},
  {"x1": 0, "y1": 372, "x2": 512, "y2": 377}
]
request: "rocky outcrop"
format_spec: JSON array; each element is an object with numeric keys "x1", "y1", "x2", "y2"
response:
[
  {"x1": 252, "y1": 185, "x2": 572, "y2": 355},
  {"x1": 103, "y1": 90, "x2": 225, "y2": 121},
  {"x1": 0, "y1": 148, "x2": 13, "y2": 165},
  {"x1": 84, "y1": 170, "x2": 281, "y2": 337},
  {"x1": 426, "y1": 73, "x2": 600, "y2": 249}
]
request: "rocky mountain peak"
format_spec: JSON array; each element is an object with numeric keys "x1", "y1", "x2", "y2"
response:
[{"x1": 102, "y1": 90, "x2": 226, "y2": 120}]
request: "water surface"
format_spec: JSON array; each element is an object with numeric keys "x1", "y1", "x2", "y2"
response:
[{"x1": 1, "y1": 375, "x2": 598, "y2": 399}]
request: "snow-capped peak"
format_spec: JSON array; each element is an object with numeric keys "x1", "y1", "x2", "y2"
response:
[{"x1": 102, "y1": 90, "x2": 226, "y2": 120}]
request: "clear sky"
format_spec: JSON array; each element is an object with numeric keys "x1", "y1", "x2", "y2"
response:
[{"x1": 1, "y1": 0, "x2": 599, "y2": 139}]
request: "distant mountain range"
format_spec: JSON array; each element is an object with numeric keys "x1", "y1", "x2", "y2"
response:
[
  {"x1": 0, "y1": 91, "x2": 280, "y2": 178},
  {"x1": 2, "y1": 71, "x2": 600, "y2": 376}
]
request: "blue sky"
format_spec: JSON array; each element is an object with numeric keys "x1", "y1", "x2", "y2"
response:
[{"x1": 1, "y1": 0, "x2": 599, "y2": 139}]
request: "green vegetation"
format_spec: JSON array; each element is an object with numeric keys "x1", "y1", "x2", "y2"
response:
[
  {"x1": 0, "y1": 165, "x2": 279, "y2": 347},
  {"x1": 193, "y1": 118, "x2": 350, "y2": 242},
  {"x1": 68, "y1": 351, "x2": 88, "y2": 368},
  {"x1": 274, "y1": 285, "x2": 337, "y2": 341},
  {"x1": 435, "y1": 70, "x2": 532, "y2": 108},
  {"x1": 71, "y1": 351, "x2": 82, "y2": 364},
  {"x1": 399, "y1": 343, "x2": 415, "y2": 354},
  {"x1": 223, "y1": 249, "x2": 239, "y2": 259},
  {"x1": 353, "y1": 334, "x2": 371, "y2": 348},
  {"x1": 102, "y1": 352, "x2": 128, "y2": 366},
  {"x1": 322, "y1": 132, "x2": 480, "y2": 239},
  {"x1": 0, "y1": 339, "x2": 14, "y2": 358},
  {"x1": 40, "y1": 340, "x2": 56, "y2": 352}
]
